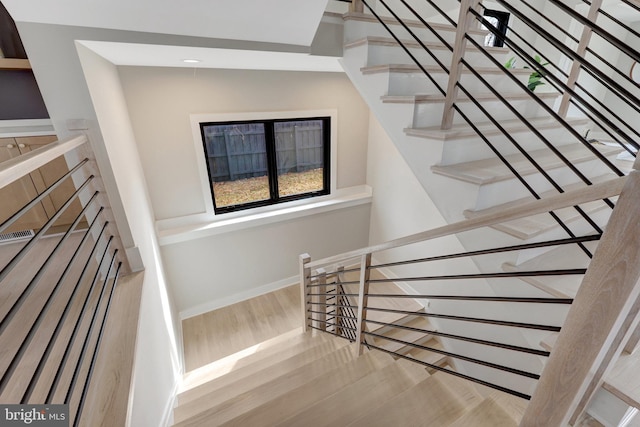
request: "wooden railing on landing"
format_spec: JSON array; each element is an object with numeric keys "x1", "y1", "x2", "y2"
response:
[{"x1": 0, "y1": 135, "x2": 142, "y2": 426}]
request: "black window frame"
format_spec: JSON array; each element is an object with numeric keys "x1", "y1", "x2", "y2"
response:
[
  {"x1": 199, "y1": 116, "x2": 331, "y2": 214},
  {"x1": 483, "y1": 9, "x2": 510, "y2": 48}
]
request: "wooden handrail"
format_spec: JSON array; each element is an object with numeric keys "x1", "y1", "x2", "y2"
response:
[
  {"x1": 0, "y1": 134, "x2": 87, "y2": 189},
  {"x1": 558, "y1": 0, "x2": 602, "y2": 117},
  {"x1": 308, "y1": 176, "x2": 626, "y2": 269},
  {"x1": 522, "y1": 167, "x2": 640, "y2": 426}
]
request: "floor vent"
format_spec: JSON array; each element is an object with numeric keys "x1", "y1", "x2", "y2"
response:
[{"x1": 0, "y1": 229, "x2": 35, "y2": 244}]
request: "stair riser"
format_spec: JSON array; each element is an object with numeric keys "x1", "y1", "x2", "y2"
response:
[
  {"x1": 344, "y1": 19, "x2": 486, "y2": 48},
  {"x1": 496, "y1": 200, "x2": 612, "y2": 242},
  {"x1": 359, "y1": 43, "x2": 509, "y2": 68},
  {"x1": 409, "y1": 95, "x2": 558, "y2": 128},
  {"x1": 438, "y1": 126, "x2": 583, "y2": 165},
  {"x1": 513, "y1": 205, "x2": 612, "y2": 248}
]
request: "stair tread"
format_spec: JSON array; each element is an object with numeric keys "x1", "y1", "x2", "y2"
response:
[
  {"x1": 177, "y1": 333, "x2": 337, "y2": 405},
  {"x1": 395, "y1": 356, "x2": 431, "y2": 380},
  {"x1": 602, "y1": 348, "x2": 640, "y2": 408},
  {"x1": 174, "y1": 337, "x2": 349, "y2": 421},
  {"x1": 464, "y1": 174, "x2": 616, "y2": 239},
  {"x1": 406, "y1": 116, "x2": 590, "y2": 141},
  {"x1": 372, "y1": 315, "x2": 431, "y2": 339},
  {"x1": 276, "y1": 360, "x2": 424, "y2": 426},
  {"x1": 345, "y1": 35, "x2": 508, "y2": 55},
  {"x1": 343, "y1": 12, "x2": 487, "y2": 35},
  {"x1": 173, "y1": 344, "x2": 357, "y2": 426},
  {"x1": 373, "y1": 326, "x2": 434, "y2": 354},
  {"x1": 488, "y1": 391, "x2": 529, "y2": 424},
  {"x1": 381, "y1": 91, "x2": 559, "y2": 104},
  {"x1": 540, "y1": 332, "x2": 559, "y2": 352},
  {"x1": 366, "y1": 315, "x2": 433, "y2": 355},
  {"x1": 408, "y1": 340, "x2": 449, "y2": 370},
  {"x1": 179, "y1": 327, "x2": 306, "y2": 393},
  {"x1": 348, "y1": 372, "x2": 480, "y2": 426},
  {"x1": 487, "y1": 200, "x2": 608, "y2": 240},
  {"x1": 219, "y1": 350, "x2": 395, "y2": 427},
  {"x1": 362, "y1": 63, "x2": 533, "y2": 76},
  {"x1": 356, "y1": 276, "x2": 424, "y2": 332},
  {"x1": 448, "y1": 396, "x2": 518, "y2": 427},
  {"x1": 503, "y1": 261, "x2": 582, "y2": 299},
  {"x1": 432, "y1": 143, "x2": 623, "y2": 185},
  {"x1": 434, "y1": 371, "x2": 485, "y2": 407}
]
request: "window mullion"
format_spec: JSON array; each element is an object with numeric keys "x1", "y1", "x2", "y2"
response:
[{"x1": 265, "y1": 121, "x2": 279, "y2": 202}]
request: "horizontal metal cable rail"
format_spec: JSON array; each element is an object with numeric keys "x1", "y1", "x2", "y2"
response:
[
  {"x1": 305, "y1": 0, "x2": 639, "y2": 411},
  {"x1": 301, "y1": 203, "x2": 596, "y2": 398},
  {"x1": 471, "y1": 1, "x2": 639, "y2": 156},
  {"x1": 493, "y1": 13, "x2": 639, "y2": 156},
  {"x1": 0, "y1": 135, "x2": 128, "y2": 425},
  {"x1": 358, "y1": 0, "x2": 615, "y2": 259}
]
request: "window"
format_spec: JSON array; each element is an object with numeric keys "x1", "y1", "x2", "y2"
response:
[
  {"x1": 482, "y1": 9, "x2": 510, "y2": 47},
  {"x1": 199, "y1": 117, "x2": 330, "y2": 214}
]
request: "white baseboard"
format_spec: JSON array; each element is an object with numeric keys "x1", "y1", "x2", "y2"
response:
[{"x1": 179, "y1": 274, "x2": 299, "y2": 320}]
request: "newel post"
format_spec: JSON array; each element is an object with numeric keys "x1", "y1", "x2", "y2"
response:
[
  {"x1": 351, "y1": 0, "x2": 364, "y2": 13},
  {"x1": 558, "y1": 0, "x2": 603, "y2": 118},
  {"x1": 316, "y1": 268, "x2": 327, "y2": 331},
  {"x1": 299, "y1": 253, "x2": 311, "y2": 332},
  {"x1": 521, "y1": 166, "x2": 640, "y2": 426},
  {"x1": 441, "y1": 0, "x2": 482, "y2": 130},
  {"x1": 354, "y1": 253, "x2": 372, "y2": 356},
  {"x1": 335, "y1": 266, "x2": 346, "y2": 337}
]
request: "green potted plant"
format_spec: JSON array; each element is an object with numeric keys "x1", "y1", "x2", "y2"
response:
[{"x1": 504, "y1": 55, "x2": 550, "y2": 92}]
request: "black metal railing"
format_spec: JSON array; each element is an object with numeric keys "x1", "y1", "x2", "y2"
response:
[
  {"x1": 0, "y1": 136, "x2": 127, "y2": 426},
  {"x1": 307, "y1": 269, "x2": 359, "y2": 342},
  {"x1": 315, "y1": 0, "x2": 638, "y2": 401},
  {"x1": 351, "y1": 0, "x2": 638, "y2": 260},
  {"x1": 302, "y1": 215, "x2": 604, "y2": 399}
]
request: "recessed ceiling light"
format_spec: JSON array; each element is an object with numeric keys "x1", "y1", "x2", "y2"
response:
[{"x1": 183, "y1": 59, "x2": 201, "y2": 63}]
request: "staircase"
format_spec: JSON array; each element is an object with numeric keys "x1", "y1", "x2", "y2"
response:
[
  {"x1": 171, "y1": 0, "x2": 640, "y2": 424},
  {"x1": 317, "y1": 0, "x2": 638, "y2": 425},
  {"x1": 172, "y1": 329, "x2": 527, "y2": 427}
]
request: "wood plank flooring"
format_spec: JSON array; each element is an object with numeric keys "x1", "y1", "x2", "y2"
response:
[{"x1": 182, "y1": 285, "x2": 302, "y2": 372}]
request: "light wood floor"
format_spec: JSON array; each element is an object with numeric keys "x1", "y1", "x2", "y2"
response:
[{"x1": 182, "y1": 285, "x2": 302, "y2": 372}]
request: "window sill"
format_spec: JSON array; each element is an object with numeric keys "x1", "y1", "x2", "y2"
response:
[{"x1": 156, "y1": 185, "x2": 372, "y2": 246}]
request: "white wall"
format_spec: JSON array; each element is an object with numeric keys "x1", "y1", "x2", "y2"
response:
[
  {"x1": 117, "y1": 66, "x2": 373, "y2": 316},
  {"x1": 17, "y1": 14, "x2": 368, "y2": 427},
  {"x1": 118, "y1": 67, "x2": 370, "y2": 220},
  {"x1": 76, "y1": 44, "x2": 181, "y2": 427},
  {"x1": 162, "y1": 203, "x2": 371, "y2": 315}
]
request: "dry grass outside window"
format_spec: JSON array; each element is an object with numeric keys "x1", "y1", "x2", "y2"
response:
[{"x1": 213, "y1": 168, "x2": 323, "y2": 208}]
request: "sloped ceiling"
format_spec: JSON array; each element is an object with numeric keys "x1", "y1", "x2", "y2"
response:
[{"x1": 2, "y1": 0, "x2": 330, "y2": 46}]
